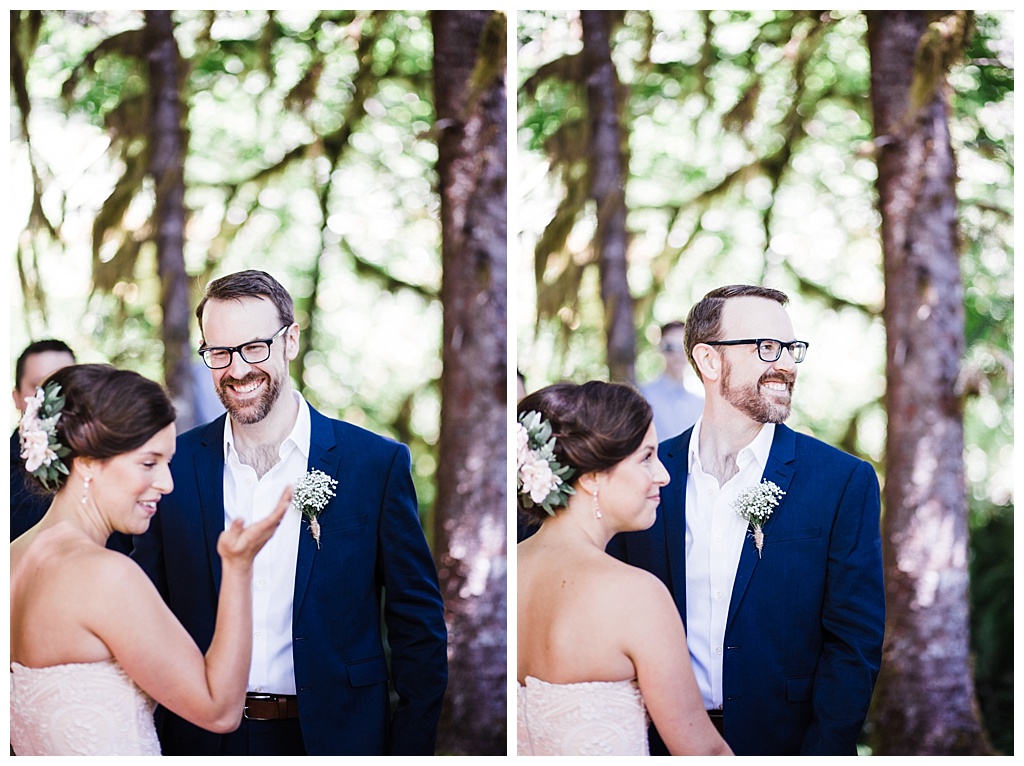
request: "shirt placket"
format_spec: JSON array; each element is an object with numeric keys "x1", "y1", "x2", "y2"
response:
[{"x1": 707, "y1": 482, "x2": 735, "y2": 709}]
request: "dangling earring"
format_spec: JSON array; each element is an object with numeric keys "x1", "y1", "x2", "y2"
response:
[
  {"x1": 81, "y1": 476, "x2": 92, "y2": 507},
  {"x1": 593, "y1": 488, "x2": 602, "y2": 520}
]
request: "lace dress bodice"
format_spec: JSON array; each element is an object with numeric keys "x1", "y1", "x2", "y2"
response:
[
  {"x1": 10, "y1": 659, "x2": 161, "y2": 756},
  {"x1": 517, "y1": 676, "x2": 649, "y2": 756}
]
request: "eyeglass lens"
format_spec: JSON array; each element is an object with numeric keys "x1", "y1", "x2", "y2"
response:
[
  {"x1": 757, "y1": 340, "x2": 807, "y2": 363},
  {"x1": 203, "y1": 342, "x2": 272, "y2": 369}
]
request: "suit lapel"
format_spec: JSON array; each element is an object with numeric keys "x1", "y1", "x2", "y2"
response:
[
  {"x1": 196, "y1": 417, "x2": 229, "y2": 590},
  {"x1": 660, "y1": 429, "x2": 693, "y2": 627},
  {"x1": 726, "y1": 423, "x2": 796, "y2": 629},
  {"x1": 293, "y1": 405, "x2": 339, "y2": 618}
]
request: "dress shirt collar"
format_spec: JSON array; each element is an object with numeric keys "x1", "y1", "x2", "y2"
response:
[
  {"x1": 223, "y1": 389, "x2": 311, "y2": 463},
  {"x1": 687, "y1": 416, "x2": 776, "y2": 477}
]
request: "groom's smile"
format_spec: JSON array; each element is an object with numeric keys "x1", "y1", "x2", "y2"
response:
[
  {"x1": 222, "y1": 371, "x2": 268, "y2": 399},
  {"x1": 217, "y1": 368, "x2": 283, "y2": 425}
]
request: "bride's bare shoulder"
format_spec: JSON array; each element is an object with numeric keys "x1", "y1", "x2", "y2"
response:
[
  {"x1": 599, "y1": 557, "x2": 679, "y2": 616},
  {"x1": 14, "y1": 525, "x2": 144, "y2": 591}
]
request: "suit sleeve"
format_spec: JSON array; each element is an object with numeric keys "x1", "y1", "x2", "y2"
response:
[
  {"x1": 378, "y1": 443, "x2": 448, "y2": 755},
  {"x1": 802, "y1": 459, "x2": 885, "y2": 754}
]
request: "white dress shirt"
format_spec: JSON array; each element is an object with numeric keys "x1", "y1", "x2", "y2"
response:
[
  {"x1": 684, "y1": 418, "x2": 775, "y2": 710},
  {"x1": 223, "y1": 390, "x2": 310, "y2": 695}
]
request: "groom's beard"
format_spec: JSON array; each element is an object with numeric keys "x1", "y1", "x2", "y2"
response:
[
  {"x1": 217, "y1": 369, "x2": 283, "y2": 425},
  {"x1": 720, "y1": 359, "x2": 795, "y2": 424}
]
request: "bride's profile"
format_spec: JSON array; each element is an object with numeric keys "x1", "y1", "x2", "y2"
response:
[
  {"x1": 517, "y1": 381, "x2": 732, "y2": 756},
  {"x1": 10, "y1": 364, "x2": 289, "y2": 755}
]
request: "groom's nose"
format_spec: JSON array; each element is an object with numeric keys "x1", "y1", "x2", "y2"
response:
[{"x1": 223, "y1": 349, "x2": 255, "y2": 379}]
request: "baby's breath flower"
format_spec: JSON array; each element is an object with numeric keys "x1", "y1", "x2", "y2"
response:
[
  {"x1": 292, "y1": 468, "x2": 338, "y2": 548},
  {"x1": 733, "y1": 479, "x2": 785, "y2": 558}
]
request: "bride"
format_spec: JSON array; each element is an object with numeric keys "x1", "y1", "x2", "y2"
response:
[
  {"x1": 10, "y1": 364, "x2": 290, "y2": 756},
  {"x1": 517, "y1": 381, "x2": 732, "y2": 756}
]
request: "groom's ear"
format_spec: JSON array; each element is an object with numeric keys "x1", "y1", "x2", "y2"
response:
[
  {"x1": 284, "y1": 323, "x2": 300, "y2": 361},
  {"x1": 692, "y1": 343, "x2": 720, "y2": 382}
]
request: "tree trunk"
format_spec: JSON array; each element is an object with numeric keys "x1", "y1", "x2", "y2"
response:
[
  {"x1": 145, "y1": 10, "x2": 195, "y2": 428},
  {"x1": 865, "y1": 10, "x2": 991, "y2": 755},
  {"x1": 581, "y1": 10, "x2": 635, "y2": 384},
  {"x1": 431, "y1": 10, "x2": 507, "y2": 756}
]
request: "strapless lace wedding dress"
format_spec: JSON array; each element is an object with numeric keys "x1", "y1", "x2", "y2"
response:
[
  {"x1": 517, "y1": 676, "x2": 649, "y2": 755},
  {"x1": 10, "y1": 659, "x2": 161, "y2": 755}
]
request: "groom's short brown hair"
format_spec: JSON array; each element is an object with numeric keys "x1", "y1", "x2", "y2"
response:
[
  {"x1": 196, "y1": 270, "x2": 295, "y2": 334},
  {"x1": 684, "y1": 285, "x2": 789, "y2": 378}
]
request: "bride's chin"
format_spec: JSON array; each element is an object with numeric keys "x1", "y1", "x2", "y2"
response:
[
  {"x1": 116, "y1": 517, "x2": 153, "y2": 537},
  {"x1": 626, "y1": 511, "x2": 658, "y2": 533}
]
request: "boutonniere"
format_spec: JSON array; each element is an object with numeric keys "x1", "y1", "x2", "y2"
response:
[
  {"x1": 292, "y1": 469, "x2": 338, "y2": 548},
  {"x1": 733, "y1": 479, "x2": 785, "y2": 558}
]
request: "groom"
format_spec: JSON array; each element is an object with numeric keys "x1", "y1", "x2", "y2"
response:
[
  {"x1": 610, "y1": 285, "x2": 884, "y2": 755},
  {"x1": 133, "y1": 270, "x2": 447, "y2": 755}
]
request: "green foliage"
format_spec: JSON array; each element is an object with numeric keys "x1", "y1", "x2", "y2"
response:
[
  {"x1": 11, "y1": 10, "x2": 444, "y2": 526},
  {"x1": 969, "y1": 504, "x2": 1013, "y2": 755}
]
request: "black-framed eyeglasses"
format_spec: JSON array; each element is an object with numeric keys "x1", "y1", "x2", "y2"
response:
[
  {"x1": 705, "y1": 338, "x2": 809, "y2": 364},
  {"x1": 198, "y1": 325, "x2": 290, "y2": 370}
]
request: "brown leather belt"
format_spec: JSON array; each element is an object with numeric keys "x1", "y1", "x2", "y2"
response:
[
  {"x1": 244, "y1": 693, "x2": 299, "y2": 720},
  {"x1": 707, "y1": 709, "x2": 724, "y2": 736}
]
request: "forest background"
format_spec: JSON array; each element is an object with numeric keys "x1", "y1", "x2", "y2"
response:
[
  {"x1": 517, "y1": 10, "x2": 1012, "y2": 756},
  {"x1": 6, "y1": 8, "x2": 1015, "y2": 757},
  {"x1": 8, "y1": 9, "x2": 506, "y2": 756}
]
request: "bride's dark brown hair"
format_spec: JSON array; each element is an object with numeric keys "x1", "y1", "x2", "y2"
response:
[
  {"x1": 28, "y1": 364, "x2": 176, "y2": 493},
  {"x1": 517, "y1": 381, "x2": 652, "y2": 523}
]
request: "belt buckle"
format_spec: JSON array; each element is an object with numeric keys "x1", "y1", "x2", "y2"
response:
[{"x1": 244, "y1": 693, "x2": 275, "y2": 721}]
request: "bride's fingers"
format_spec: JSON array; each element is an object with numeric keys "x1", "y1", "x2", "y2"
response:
[
  {"x1": 218, "y1": 487, "x2": 293, "y2": 558},
  {"x1": 222, "y1": 517, "x2": 246, "y2": 542},
  {"x1": 247, "y1": 487, "x2": 292, "y2": 539},
  {"x1": 234, "y1": 486, "x2": 292, "y2": 549}
]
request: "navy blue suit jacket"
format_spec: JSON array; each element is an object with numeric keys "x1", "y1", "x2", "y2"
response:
[
  {"x1": 609, "y1": 423, "x2": 884, "y2": 755},
  {"x1": 132, "y1": 406, "x2": 447, "y2": 755}
]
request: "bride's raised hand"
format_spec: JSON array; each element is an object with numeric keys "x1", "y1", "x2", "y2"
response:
[{"x1": 217, "y1": 486, "x2": 292, "y2": 568}]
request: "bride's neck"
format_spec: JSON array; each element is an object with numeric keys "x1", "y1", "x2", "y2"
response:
[
  {"x1": 41, "y1": 488, "x2": 111, "y2": 547},
  {"x1": 539, "y1": 499, "x2": 614, "y2": 551}
]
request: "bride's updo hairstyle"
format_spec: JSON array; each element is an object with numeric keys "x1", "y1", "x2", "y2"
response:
[
  {"x1": 517, "y1": 381, "x2": 652, "y2": 526},
  {"x1": 30, "y1": 364, "x2": 176, "y2": 493}
]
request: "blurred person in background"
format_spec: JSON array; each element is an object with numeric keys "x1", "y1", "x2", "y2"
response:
[
  {"x1": 11, "y1": 340, "x2": 77, "y2": 541},
  {"x1": 641, "y1": 321, "x2": 705, "y2": 441},
  {"x1": 11, "y1": 340, "x2": 134, "y2": 553}
]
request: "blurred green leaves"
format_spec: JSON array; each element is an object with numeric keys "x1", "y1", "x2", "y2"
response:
[{"x1": 11, "y1": 9, "x2": 443, "y2": 521}]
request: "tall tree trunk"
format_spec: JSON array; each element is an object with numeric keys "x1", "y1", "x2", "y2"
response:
[
  {"x1": 866, "y1": 10, "x2": 991, "y2": 755},
  {"x1": 581, "y1": 10, "x2": 635, "y2": 384},
  {"x1": 145, "y1": 10, "x2": 195, "y2": 428},
  {"x1": 431, "y1": 10, "x2": 507, "y2": 756}
]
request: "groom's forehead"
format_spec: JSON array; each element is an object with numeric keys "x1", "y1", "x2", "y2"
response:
[
  {"x1": 200, "y1": 297, "x2": 279, "y2": 343},
  {"x1": 722, "y1": 297, "x2": 793, "y2": 335}
]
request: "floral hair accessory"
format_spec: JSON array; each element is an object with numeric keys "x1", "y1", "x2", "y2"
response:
[
  {"x1": 292, "y1": 468, "x2": 338, "y2": 548},
  {"x1": 517, "y1": 410, "x2": 575, "y2": 516},
  {"x1": 733, "y1": 479, "x2": 785, "y2": 558},
  {"x1": 19, "y1": 381, "x2": 71, "y2": 491}
]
